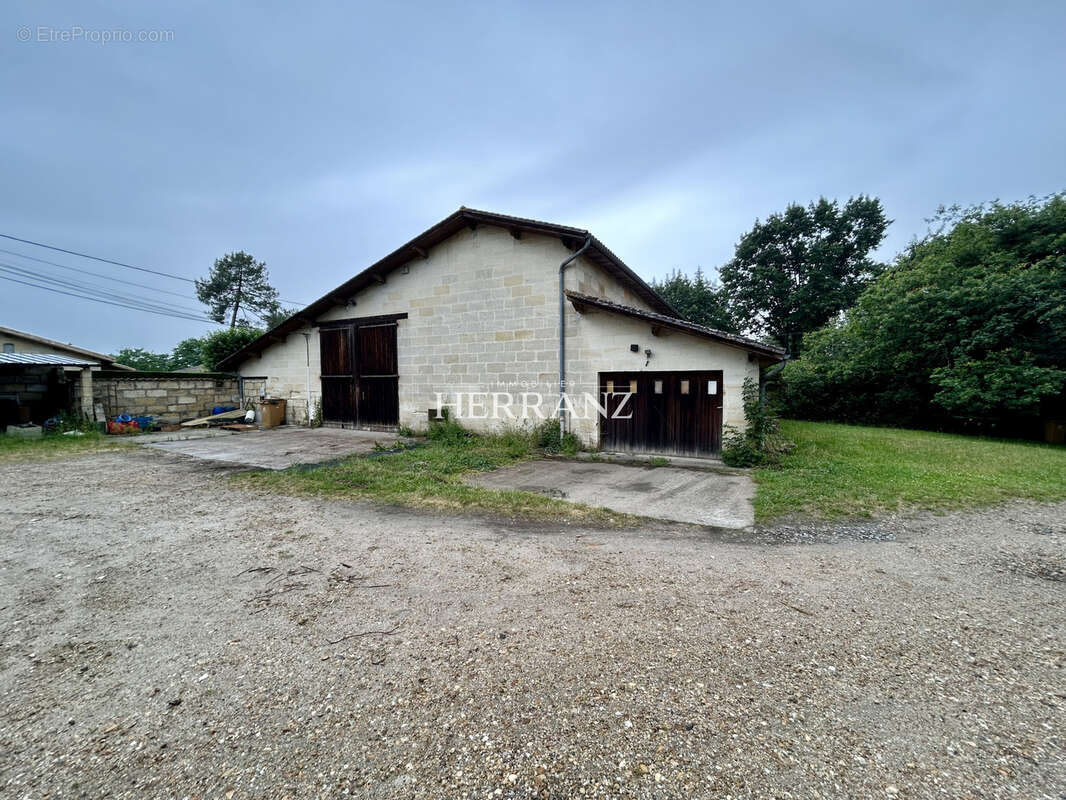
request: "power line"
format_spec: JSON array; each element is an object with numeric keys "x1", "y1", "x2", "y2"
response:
[
  {"x1": 0, "y1": 260, "x2": 207, "y2": 315},
  {"x1": 0, "y1": 247, "x2": 201, "y2": 302},
  {"x1": 0, "y1": 261, "x2": 212, "y2": 319},
  {"x1": 0, "y1": 261, "x2": 210, "y2": 317},
  {"x1": 0, "y1": 274, "x2": 217, "y2": 324},
  {"x1": 0, "y1": 231, "x2": 308, "y2": 306},
  {"x1": 0, "y1": 269, "x2": 214, "y2": 323},
  {"x1": 0, "y1": 232, "x2": 196, "y2": 283}
]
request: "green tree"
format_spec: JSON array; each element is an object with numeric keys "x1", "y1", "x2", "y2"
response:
[
  {"x1": 200, "y1": 327, "x2": 264, "y2": 371},
  {"x1": 195, "y1": 251, "x2": 281, "y2": 327},
  {"x1": 169, "y1": 336, "x2": 206, "y2": 369},
  {"x1": 110, "y1": 347, "x2": 171, "y2": 371},
  {"x1": 780, "y1": 194, "x2": 1066, "y2": 431},
  {"x1": 263, "y1": 306, "x2": 298, "y2": 328},
  {"x1": 652, "y1": 268, "x2": 737, "y2": 332},
  {"x1": 720, "y1": 196, "x2": 889, "y2": 351}
]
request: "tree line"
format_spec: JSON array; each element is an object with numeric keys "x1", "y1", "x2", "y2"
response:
[
  {"x1": 114, "y1": 194, "x2": 1066, "y2": 436},
  {"x1": 653, "y1": 192, "x2": 1066, "y2": 435}
]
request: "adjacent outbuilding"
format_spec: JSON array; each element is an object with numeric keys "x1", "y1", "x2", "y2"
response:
[
  {"x1": 219, "y1": 209, "x2": 784, "y2": 457},
  {"x1": 0, "y1": 325, "x2": 132, "y2": 429}
]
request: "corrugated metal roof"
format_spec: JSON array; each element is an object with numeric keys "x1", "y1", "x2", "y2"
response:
[
  {"x1": 0, "y1": 324, "x2": 130, "y2": 368},
  {"x1": 0, "y1": 352, "x2": 98, "y2": 366}
]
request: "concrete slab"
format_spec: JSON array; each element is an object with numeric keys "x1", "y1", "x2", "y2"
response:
[
  {"x1": 465, "y1": 459, "x2": 755, "y2": 529},
  {"x1": 575, "y1": 450, "x2": 726, "y2": 471},
  {"x1": 142, "y1": 426, "x2": 405, "y2": 470},
  {"x1": 128, "y1": 429, "x2": 230, "y2": 445}
]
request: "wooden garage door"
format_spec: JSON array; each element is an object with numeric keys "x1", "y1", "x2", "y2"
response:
[
  {"x1": 599, "y1": 371, "x2": 723, "y2": 456},
  {"x1": 319, "y1": 318, "x2": 399, "y2": 427}
]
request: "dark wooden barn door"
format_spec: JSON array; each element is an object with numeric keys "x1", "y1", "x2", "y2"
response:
[
  {"x1": 320, "y1": 327, "x2": 355, "y2": 423},
  {"x1": 599, "y1": 370, "x2": 723, "y2": 456},
  {"x1": 319, "y1": 318, "x2": 399, "y2": 427},
  {"x1": 354, "y1": 323, "x2": 399, "y2": 426}
]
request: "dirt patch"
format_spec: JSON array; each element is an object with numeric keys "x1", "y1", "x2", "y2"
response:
[{"x1": 1, "y1": 449, "x2": 1064, "y2": 799}]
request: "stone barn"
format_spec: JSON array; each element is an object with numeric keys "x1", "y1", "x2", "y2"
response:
[{"x1": 218, "y1": 209, "x2": 784, "y2": 457}]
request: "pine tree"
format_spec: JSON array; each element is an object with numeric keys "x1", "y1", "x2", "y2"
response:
[{"x1": 195, "y1": 251, "x2": 281, "y2": 327}]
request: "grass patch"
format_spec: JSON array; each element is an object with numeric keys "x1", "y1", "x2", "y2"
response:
[
  {"x1": 0, "y1": 430, "x2": 126, "y2": 463},
  {"x1": 235, "y1": 427, "x2": 630, "y2": 524},
  {"x1": 754, "y1": 420, "x2": 1066, "y2": 521}
]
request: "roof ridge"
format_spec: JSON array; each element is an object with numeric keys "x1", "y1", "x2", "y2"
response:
[{"x1": 218, "y1": 208, "x2": 680, "y2": 368}]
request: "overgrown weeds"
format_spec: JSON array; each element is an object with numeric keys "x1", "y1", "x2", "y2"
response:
[
  {"x1": 722, "y1": 377, "x2": 794, "y2": 467},
  {"x1": 0, "y1": 429, "x2": 124, "y2": 463}
]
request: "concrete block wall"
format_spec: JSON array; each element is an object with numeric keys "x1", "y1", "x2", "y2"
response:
[
  {"x1": 0, "y1": 365, "x2": 55, "y2": 406},
  {"x1": 94, "y1": 373, "x2": 240, "y2": 421},
  {"x1": 0, "y1": 365, "x2": 65, "y2": 423}
]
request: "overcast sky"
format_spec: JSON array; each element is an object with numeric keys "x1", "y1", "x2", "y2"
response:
[{"x1": 2, "y1": 1, "x2": 1064, "y2": 353}]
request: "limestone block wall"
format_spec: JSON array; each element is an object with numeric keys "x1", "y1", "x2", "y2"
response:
[
  {"x1": 237, "y1": 331, "x2": 318, "y2": 425},
  {"x1": 93, "y1": 372, "x2": 240, "y2": 421},
  {"x1": 244, "y1": 226, "x2": 574, "y2": 431},
  {"x1": 318, "y1": 226, "x2": 564, "y2": 433}
]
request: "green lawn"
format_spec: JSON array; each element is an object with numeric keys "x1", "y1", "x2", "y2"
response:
[
  {"x1": 754, "y1": 420, "x2": 1066, "y2": 521},
  {"x1": 0, "y1": 431, "x2": 126, "y2": 463},
  {"x1": 236, "y1": 428, "x2": 630, "y2": 525}
]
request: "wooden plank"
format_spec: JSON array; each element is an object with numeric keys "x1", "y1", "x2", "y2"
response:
[
  {"x1": 180, "y1": 409, "x2": 248, "y2": 427},
  {"x1": 317, "y1": 312, "x2": 408, "y2": 329}
]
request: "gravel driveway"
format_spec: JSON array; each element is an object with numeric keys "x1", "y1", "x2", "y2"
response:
[{"x1": 1, "y1": 449, "x2": 1063, "y2": 799}]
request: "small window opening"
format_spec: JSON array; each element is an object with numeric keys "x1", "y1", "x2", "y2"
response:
[
  {"x1": 680, "y1": 380, "x2": 690, "y2": 394},
  {"x1": 653, "y1": 380, "x2": 663, "y2": 394},
  {"x1": 707, "y1": 380, "x2": 718, "y2": 394}
]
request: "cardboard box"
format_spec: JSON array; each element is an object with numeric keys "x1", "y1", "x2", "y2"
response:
[{"x1": 259, "y1": 398, "x2": 287, "y2": 428}]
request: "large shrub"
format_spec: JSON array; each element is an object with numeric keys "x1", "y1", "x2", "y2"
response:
[
  {"x1": 779, "y1": 194, "x2": 1066, "y2": 433},
  {"x1": 200, "y1": 327, "x2": 264, "y2": 371},
  {"x1": 722, "y1": 377, "x2": 793, "y2": 467}
]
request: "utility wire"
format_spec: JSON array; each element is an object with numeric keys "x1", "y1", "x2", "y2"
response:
[
  {"x1": 0, "y1": 261, "x2": 211, "y2": 319},
  {"x1": 0, "y1": 247, "x2": 201, "y2": 302},
  {"x1": 0, "y1": 231, "x2": 308, "y2": 306},
  {"x1": 0, "y1": 270, "x2": 214, "y2": 324},
  {"x1": 0, "y1": 274, "x2": 217, "y2": 324},
  {"x1": 0, "y1": 259, "x2": 283, "y2": 326},
  {"x1": 0, "y1": 261, "x2": 210, "y2": 317},
  {"x1": 0, "y1": 232, "x2": 196, "y2": 282}
]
